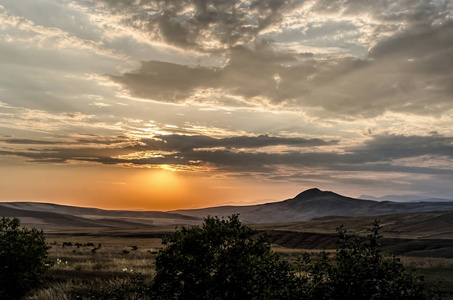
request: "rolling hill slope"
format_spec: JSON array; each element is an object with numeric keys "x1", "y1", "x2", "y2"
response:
[
  {"x1": 254, "y1": 210, "x2": 453, "y2": 239},
  {"x1": 0, "y1": 202, "x2": 202, "y2": 231},
  {"x1": 2, "y1": 188, "x2": 453, "y2": 229},
  {"x1": 173, "y1": 188, "x2": 453, "y2": 223}
]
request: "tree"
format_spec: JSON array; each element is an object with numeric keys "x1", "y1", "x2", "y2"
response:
[
  {"x1": 152, "y1": 215, "x2": 296, "y2": 300},
  {"x1": 0, "y1": 217, "x2": 53, "y2": 299},
  {"x1": 295, "y1": 220, "x2": 444, "y2": 300}
]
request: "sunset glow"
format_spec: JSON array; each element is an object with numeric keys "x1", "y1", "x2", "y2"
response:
[{"x1": 0, "y1": 0, "x2": 452, "y2": 210}]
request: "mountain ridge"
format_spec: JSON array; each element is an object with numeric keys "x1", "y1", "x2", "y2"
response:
[
  {"x1": 2, "y1": 188, "x2": 453, "y2": 226},
  {"x1": 172, "y1": 188, "x2": 453, "y2": 223}
]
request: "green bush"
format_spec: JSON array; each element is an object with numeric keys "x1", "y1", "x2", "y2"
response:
[
  {"x1": 0, "y1": 217, "x2": 53, "y2": 299},
  {"x1": 296, "y1": 221, "x2": 444, "y2": 300},
  {"x1": 152, "y1": 215, "x2": 295, "y2": 299}
]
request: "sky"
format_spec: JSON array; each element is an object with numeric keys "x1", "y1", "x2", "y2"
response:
[{"x1": 0, "y1": 0, "x2": 452, "y2": 210}]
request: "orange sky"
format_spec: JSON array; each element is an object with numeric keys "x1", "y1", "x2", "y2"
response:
[
  {"x1": 1, "y1": 0, "x2": 452, "y2": 209},
  {"x1": 0, "y1": 160, "x2": 312, "y2": 210}
]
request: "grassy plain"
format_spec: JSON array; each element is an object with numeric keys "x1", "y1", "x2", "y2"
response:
[
  {"x1": 5, "y1": 201, "x2": 453, "y2": 298},
  {"x1": 22, "y1": 228, "x2": 453, "y2": 300},
  {"x1": 27, "y1": 234, "x2": 163, "y2": 299}
]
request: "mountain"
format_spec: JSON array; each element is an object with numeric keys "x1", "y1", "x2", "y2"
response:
[
  {"x1": 2, "y1": 188, "x2": 453, "y2": 228},
  {"x1": 173, "y1": 188, "x2": 453, "y2": 223}
]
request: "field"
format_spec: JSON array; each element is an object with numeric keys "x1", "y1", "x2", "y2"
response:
[
  {"x1": 4, "y1": 203, "x2": 452, "y2": 299},
  {"x1": 23, "y1": 228, "x2": 453, "y2": 300},
  {"x1": 27, "y1": 234, "x2": 163, "y2": 299}
]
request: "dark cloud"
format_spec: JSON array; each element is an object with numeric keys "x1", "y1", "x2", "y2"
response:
[
  {"x1": 111, "y1": 60, "x2": 218, "y2": 102},
  {"x1": 109, "y1": 0, "x2": 453, "y2": 117},
  {"x1": 0, "y1": 139, "x2": 62, "y2": 145},
  {"x1": 353, "y1": 134, "x2": 453, "y2": 161},
  {"x1": 311, "y1": 0, "x2": 446, "y2": 22},
  {"x1": 97, "y1": 0, "x2": 292, "y2": 51},
  {"x1": 0, "y1": 133, "x2": 451, "y2": 177},
  {"x1": 75, "y1": 136, "x2": 130, "y2": 145},
  {"x1": 110, "y1": 41, "x2": 305, "y2": 104},
  {"x1": 112, "y1": 42, "x2": 367, "y2": 108},
  {"x1": 129, "y1": 134, "x2": 453, "y2": 175},
  {"x1": 138, "y1": 134, "x2": 337, "y2": 151},
  {"x1": 112, "y1": 24, "x2": 453, "y2": 117},
  {"x1": 0, "y1": 134, "x2": 335, "y2": 169},
  {"x1": 311, "y1": 0, "x2": 453, "y2": 118},
  {"x1": 0, "y1": 137, "x2": 130, "y2": 146}
]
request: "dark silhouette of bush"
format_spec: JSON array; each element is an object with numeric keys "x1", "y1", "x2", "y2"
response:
[
  {"x1": 151, "y1": 217, "x2": 443, "y2": 300},
  {"x1": 0, "y1": 217, "x2": 53, "y2": 299},
  {"x1": 296, "y1": 220, "x2": 444, "y2": 300},
  {"x1": 152, "y1": 215, "x2": 296, "y2": 299}
]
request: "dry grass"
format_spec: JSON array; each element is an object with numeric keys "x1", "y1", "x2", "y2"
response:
[
  {"x1": 400, "y1": 256, "x2": 453, "y2": 269},
  {"x1": 24, "y1": 233, "x2": 453, "y2": 299},
  {"x1": 26, "y1": 236, "x2": 162, "y2": 300}
]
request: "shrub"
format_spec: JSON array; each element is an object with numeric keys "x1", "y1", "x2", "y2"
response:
[
  {"x1": 296, "y1": 220, "x2": 444, "y2": 300},
  {"x1": 62, "y1": 241, "x2": 73, "y2": 247},
  {"x1": 0, "y1": 217, "x2": 53, "y2": 299},
  {"x1": 152, "y1": 215, "x2": 296, "y2": 300},
  {"x1": 152, "y1": 217, "x2": 443, "y2": 300}
]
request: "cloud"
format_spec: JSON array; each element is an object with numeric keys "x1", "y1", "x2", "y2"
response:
[
  {"x1": 1, "y1": 133, "x2": 451, "y2": 179},
  {"x1": 353, "y1": 134, "x2": 453, "y2": 161},
  {"x1": 96, "y1": 0, "x2": 293, "y2": 52},
  {"x1": 0, "y1": 133, "x2": 322, "y2": 173},
  {"x1": 0, "y1": 6, "x2": 126, "y2": 60},
  {"x1": 0, "y1": 138, "x2": 61, "y2": 145},
  {"x1": 139, "y1": 134, "x2": 337, "y2": 151},
  {"x1": 108, "y1": 0, "x2": 453, "y2": 118},
  {"x1": 110, "y1": 41, "x2": 303, "y2": 104}
]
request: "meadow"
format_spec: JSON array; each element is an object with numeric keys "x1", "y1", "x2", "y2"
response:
[
  {"x1": 27, "y1": 235, "x2": 161, "y2": 299},
  {"x1": 25, "y1": 231, "x2": 453, "y2": 300}
]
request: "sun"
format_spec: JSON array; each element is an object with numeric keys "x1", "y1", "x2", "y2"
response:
[
  {"x1": 130, "y1": 168, "x2": 191, "y2": 209},
  {"x1": 147, "y1": 169, "x2": 181, "y2": 190}
]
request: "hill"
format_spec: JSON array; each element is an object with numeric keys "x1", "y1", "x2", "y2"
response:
[
  {"x1": 173, "y1": 188, "x2": 453, "y2": 223},
  {"x1": 254, "y1": 209, "x2": 453, "y2": 239},
  {"x1": 0, "y1": 202, "x2": 202, "y2": 232},
  {"x1": 252, "y1": 209, "x2": 453, "y2": 258},
  {"x1": 2, "y1": 188, "x2": 453, "y2": 230},
  {"x1": 2, "y1": 191, "x2": 453, "y2": 258}
]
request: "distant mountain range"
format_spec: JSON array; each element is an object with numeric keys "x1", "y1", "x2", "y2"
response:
[
  {"x1": 359, "y1": 194, "x2": 453, "y2": 202},
  {"x1": 2, "y1": 188, "x2": 453, "y2": 229}
]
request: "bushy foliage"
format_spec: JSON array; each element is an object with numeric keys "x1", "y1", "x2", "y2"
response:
[
  {"x1": 0, "y1": 217, "x2": 53, "y2": 299},
  {"x1": 296, "y1": 221, "x2": 444, "y2": 300},
  {"x1": 152, "y1": 215, "x2": 296, "y2": 300},
  {"x1": 151, "y1": 217, "x2": 443, "y2": 300}
]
